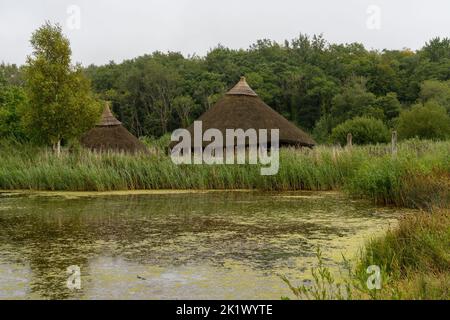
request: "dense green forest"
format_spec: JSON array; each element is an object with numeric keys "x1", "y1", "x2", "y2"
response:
[{"x1": 1, "y1": 33, "x2": 450, "y2": 144}]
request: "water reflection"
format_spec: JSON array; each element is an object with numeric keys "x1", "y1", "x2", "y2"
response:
[{"x1": 0, "y1": 191, "x2": 401, "y2": 299}]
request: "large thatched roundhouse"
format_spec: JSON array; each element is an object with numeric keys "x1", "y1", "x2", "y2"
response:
[
  {"x1": 81, "y1": 104, "x2": 147, "y2": 153},
  {"x1": 180, "y1": 77, "x2": 315, "y2": 148}
]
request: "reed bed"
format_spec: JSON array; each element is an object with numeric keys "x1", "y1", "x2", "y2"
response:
[
  {"x1": 0, "y1": 139, "x2": 448, "y2": 209},
  {"x1": 354, "y1": 208, "x2": 450, "y2": 299},
  {"x1": 283, "y1": 208, "x2": 450, "y2": 300}
]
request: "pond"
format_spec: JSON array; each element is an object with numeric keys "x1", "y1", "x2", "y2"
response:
[{"x1": 0, "y1": 190, "x2": 404, "y2": 300}]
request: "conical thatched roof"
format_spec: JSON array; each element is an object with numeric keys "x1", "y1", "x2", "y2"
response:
[
  {"x1": 177, "y1": 77, "x2": 315, "y2": 148},
  {"x1": 98, "y1": 105, "x2": 122, "y2": 126},
  {"x1": 227, "y1": 77, "x2": 258, "y2": 96},
  {"x1": 81, "y1": 104, "x2": 148, "y2": 153}
]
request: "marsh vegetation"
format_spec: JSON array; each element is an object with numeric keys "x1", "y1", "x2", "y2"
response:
[{"x1": 0, "y1": 139, "x2": 448, "y2": 211}]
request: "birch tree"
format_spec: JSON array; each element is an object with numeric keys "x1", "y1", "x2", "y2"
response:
[{"x1": 22, "y1": 22, "x2": 101, "y2": 154}]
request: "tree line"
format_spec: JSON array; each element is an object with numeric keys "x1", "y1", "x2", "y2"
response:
[{"x1": 1, "y1": 22, "x2": 450, "y2": 148}]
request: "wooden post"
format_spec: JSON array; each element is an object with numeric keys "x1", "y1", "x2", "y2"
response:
[
  {"x1": 391, "y1": 130, "x2": 398, "y2": 156},
  {"x1": 53, "y1": 139, "x2": 61, "y2": 157},
  {"x1": 346, "y1": 133, "x2": 352, "y2": 149}
]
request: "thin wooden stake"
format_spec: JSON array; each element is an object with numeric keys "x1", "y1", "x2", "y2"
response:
[
  {"x1": 346, "y1": 133, "x2": 352, "y2": 149},
  {"x1": 391, "y1": 130, "x2": 398, "y2": 156}
]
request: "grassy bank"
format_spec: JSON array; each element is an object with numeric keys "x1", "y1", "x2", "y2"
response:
[
  {"x1": 355, "y1": 208, "x2": 449, "y2": 299},
  {"x1": 0, "y1": 139, "x2": 448, "y2": 209},
  {"x1": 282, "y1": 208, "x2": 450, "y2": 300}
]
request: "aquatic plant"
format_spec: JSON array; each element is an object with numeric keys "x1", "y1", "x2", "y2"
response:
[
  {"x1": 283, "y1": 208, "x2": 450, "y2": 300},
  {"x1": 280, "y1": 248, "x2": 353, "y2": 300},
  {"x1": 355, "y1": 208, "x2": 450, "y2": 299},
  {"x1": 0, "y1": 139, "x2": 448, "y2": 209}
]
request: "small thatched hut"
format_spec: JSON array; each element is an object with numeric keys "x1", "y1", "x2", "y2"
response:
[
  {"x1": 81, "y1": 104, "x2": 147, "y2": 153},
  {"x1": 181, "y1": 77, "x2": 315, "y2": 148}
]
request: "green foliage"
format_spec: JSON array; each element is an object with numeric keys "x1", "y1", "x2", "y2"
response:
[
  {"x1": 22, "y1": 22, "x2": 101, "y2": 147},
  {"x1": 173, "y1": 95, "x2": 197, "y2": 127},
  {"x1": 312, "y1": 114, "x2": 333, "y2": 144},
  {"x1": 283, "y1": 209, "x2": 450, "y2": 300},
  {"x1": 281, "y1": 248, "x2": 352, "y2": 300},
  {"x1": 329, "y1": 79, "x2": 377, "y2": 126},
  {"x1": 421, "y1": 37, "x2": 450, "y2": 62},
  {"x1": 396, "y1": 101, "x2": 450, "y2": 140},
  {"x1": 0, "y1": 78, "x2": 26, "y2": 138},
  {"x1": 140, "y1": 134, "x2": 172, "y2": 152},
  {"x1": 81, "y1": 34, "x2": 450, "y2": 139},
  {"x1": 2, "y1": 30, "x2": 450, "y2": 144},
  {"x1": 0, "y1": 63, "x2": 24, "y2": 86},
  {"x1": 356, "y1": 209, "x2": 450, "y2": 299},
  {"x1": 0, "y1": 140, "x2": 448, "y2": 211},
  {"x1": 419, "y1": 79, "x2": 450, "y2": 114},
  {"x1": 331, "y1": 117, "x2": 390, "y2": 146},
  {"x1": 344, "y1": 139, "x2": 450, "y2": 208},
  {"x1": 360, "y1": 210, "x2": 449, "y2": 276},
  {"x1": 374, "y1": 92, "x2": 402, "y2": 121}
]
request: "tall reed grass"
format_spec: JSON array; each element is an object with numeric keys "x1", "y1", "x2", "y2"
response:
[
  {"x1": 354, "y1": 208, "x2": 450, "y2": 299},
  {"x1": 282, "y1": 208, "x2": 450, "y2": 300},
  {"x1": 0, "y1": 139, "x2": 448, "y2": 208}
]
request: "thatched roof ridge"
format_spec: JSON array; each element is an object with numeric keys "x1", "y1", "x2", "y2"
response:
[
  {"x1": 98, "y1": 104, "x2": 122, "y2": 126},
  {"x1": 226, "y1": 77, "x2": 258, "y2": 96}
]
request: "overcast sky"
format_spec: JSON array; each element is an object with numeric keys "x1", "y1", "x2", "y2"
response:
[{"x1": 1, "y1": 0, "x2": 449, "y2": 66}]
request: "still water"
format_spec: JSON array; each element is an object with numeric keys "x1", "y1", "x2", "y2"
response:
[{"x1": 0, "y1": 190, "x2": 403, "y2": 299}]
